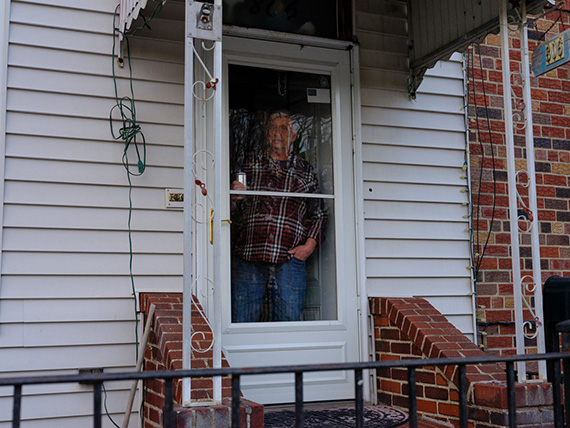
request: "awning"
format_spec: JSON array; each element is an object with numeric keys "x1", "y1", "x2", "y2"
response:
[
  {"x1": 119, "y1": 0, "x2": 149, "y2": 38},
  {"x1": 119, "y1": 1, "x2": 551, "y2": 93},
  {"x1": 407, "y1": 0, "x2": 551, "y2": 95}
]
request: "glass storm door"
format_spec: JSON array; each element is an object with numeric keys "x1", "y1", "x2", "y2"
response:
[{"x1": 220, "y1": 37, "x2": 359, "y2": 404}]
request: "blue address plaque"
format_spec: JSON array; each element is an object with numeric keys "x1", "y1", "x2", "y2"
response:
[{"x1": 532, "y1": 29, "x2": 570, "y2": 76}]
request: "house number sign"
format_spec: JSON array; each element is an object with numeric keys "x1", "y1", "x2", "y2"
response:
[{"x1": 532, "y1": 29, "x2": 570, "y2": 76}]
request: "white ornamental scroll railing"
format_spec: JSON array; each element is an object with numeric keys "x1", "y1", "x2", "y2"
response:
[
  {"x1": 182, "y1": 0, "x2": 224, "y2": 406},
  {"x1": 117, "y1": 0, "x2": 223, "y2": 404},
  {"x1": 499, "y1": 0, "x2": 546, "y2": 382}
]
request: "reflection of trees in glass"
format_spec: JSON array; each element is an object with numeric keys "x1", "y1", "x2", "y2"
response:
[
  {"x1": 230, "y1": 108, "x2": 332, "y2": 183},
  {"x1": 229, "y1": 109, "x2": 267, "y2": 177},
  {"x1": 292, "y1": 114, "x2": 332, "y2": 178}
]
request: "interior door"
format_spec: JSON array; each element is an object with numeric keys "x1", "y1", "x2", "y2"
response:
[{"x1": 220, "y1": 36, "x2": 359, "y2": 404}]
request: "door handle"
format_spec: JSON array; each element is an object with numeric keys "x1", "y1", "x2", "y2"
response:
[
  {"x1": 209, "y1": 209, "x2": 214, "y2": 245},
  {"x1": 209, "y1": 213, "x2": 232, "y2": 245}
]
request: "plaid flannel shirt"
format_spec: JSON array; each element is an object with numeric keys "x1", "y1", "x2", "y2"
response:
[{"x1": 231, "y1": 153, "x2": 327, "y2": 264}]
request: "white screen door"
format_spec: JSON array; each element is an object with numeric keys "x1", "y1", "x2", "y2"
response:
[{"x1": 219, "y1": 36, "x2": 359, "y2": 404}]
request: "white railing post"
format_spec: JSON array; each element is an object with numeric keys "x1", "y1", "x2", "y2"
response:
[
  {"x1": 500, "y1": 0, "x2": 546, "y2": 381},
  {"x1": 182, "y1": 0, "x2": 195, "y2": 406},
  {"x1": 499, "y1": 0, "x2": 526, "y2": 381},
  {"x1": 519, "y1": 0, "x2": 547, "y2": 380},
  {"x1": 212, "y1": 0, "x2": 223, "y2": 404},
  {"x1": 182, "y1": 0, "x2": 223, "y2": 405}
]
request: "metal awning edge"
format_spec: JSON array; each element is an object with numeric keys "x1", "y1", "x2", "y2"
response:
[
  {"x1": 120, "y1": 0, "x2": 150, "y2": 35},
  {"x1": 408, "y1": 0, "x2": 550, "y2": 96}
]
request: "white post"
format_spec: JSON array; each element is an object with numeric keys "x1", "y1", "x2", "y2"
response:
[
  {"x1": 519, "y1": 0, "x2": 547, "y2": 380},
  {"x1": 212, "y1": 0, "x2": 223, "y2": 403},
  {"x1": 499, "y1": 0, "x2": 526, "y2": 381},
  {"x1": 182, "y1": 1, "x2": 195, "y2": 406}
]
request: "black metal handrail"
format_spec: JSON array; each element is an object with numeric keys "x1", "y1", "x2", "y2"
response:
[{"x1": 2, "y1": 352, "x2": 569, "y2": 428}]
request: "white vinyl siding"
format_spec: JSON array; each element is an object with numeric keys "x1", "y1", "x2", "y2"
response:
[
  {"x1": 0, "y1": 0, "x2": 184, "y2": 425},
  {"x1": 356, "y1": 0, "x2": 475, "y2": 339},
  {"x1": 0, "y1": 0, "x2": 476, "y2": 424}
]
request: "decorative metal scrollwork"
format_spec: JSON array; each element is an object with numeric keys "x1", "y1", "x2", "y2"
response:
[{"x1": 190, "y1": 292, "x2": 215, "y2": 354}]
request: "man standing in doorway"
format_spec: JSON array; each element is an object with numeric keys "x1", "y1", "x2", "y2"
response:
[{"x1": 230, "y1": 110, "x2": 327, "y2": 322}]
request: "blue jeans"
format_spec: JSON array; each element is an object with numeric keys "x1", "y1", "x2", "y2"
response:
[{"x1": 231, "y1": 257, "x2": 307, "y2": 322}]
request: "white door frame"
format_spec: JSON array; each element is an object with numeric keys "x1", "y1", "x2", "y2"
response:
[{"x1": 216, "y1": 35, "x2": 367, "y2": 404}]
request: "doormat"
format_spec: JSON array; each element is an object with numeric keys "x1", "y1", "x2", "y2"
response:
[{"x1": 264, "y1": 405, "x2": 408, "y2": 427}]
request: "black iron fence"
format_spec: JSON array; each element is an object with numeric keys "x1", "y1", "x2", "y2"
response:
[{"x1": 1, "y1": 352, "x2": 569, "y2": 428}]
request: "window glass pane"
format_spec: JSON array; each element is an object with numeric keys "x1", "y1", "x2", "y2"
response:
[
  {"x1": 229, "y1": 64, "x2": 337, "y2": 322},
  {"x1": 223, "y1": 0, "x2": 338, "y2": 39},
  {"x1": 229, "y1": 65, "x2": 334, "y2": 193}
]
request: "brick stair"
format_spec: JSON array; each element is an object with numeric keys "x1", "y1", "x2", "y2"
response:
[{"x1": 141, "y1": 293, "x2": 264, "y2": 428}]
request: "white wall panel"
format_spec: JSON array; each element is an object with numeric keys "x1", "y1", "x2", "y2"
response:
[
  {"x1": 363, "y1": 163, "x2": 465, "y2": 186},
  {"x1": 3, "y1": 229, "x2": 183, "y2": 253},
  {"x1": 367, "y1": 277, "x2": 473, "y2": 296},
  {"x1": 359, "y1": 67, "x2": 408, "y2": 90},
  {"x1": 0, "y1": 0, "x2": 476, "y2": 424},
  {"x1": 9, "y1": 22, "x2": 112, "y2": 54},
  {"x1": 356, "y1": 0, "x2": 474, "y2": 337},
  {"x1": 0, "y1": 387, "x2": 134, "y2": 420},
  {"x1": 10, "y1": 2, "x2": 113, "y2": 33},
  {"x1": 8, "y1": 67, "x2": 184, "y2": 103},
  {"x1": 364, "y1": 200, "x2": 468, "y2": 222},
  {"x1": 16, "y1": 0, "x2": 117, "y2": 11},
  {"x1": 6, "y1": 112, "x2": 183, "y2": 143},
  {"x1": 366, "y1": 182, "x2": 467, "y2": 204},
  {"x1": 0, "y1": 1, "x2": 184, "y2": 425},
  {"x1": 8, "y1": 45, "x2": 184, "y2": 82},
  {"x1": 5, "y1": 182, "x2": 177, "y2": 209},
  {"x1": 5, "y1": 158, "x2": 183, "y2": 187},
  {"x1": 4, "y1": 298, "x2": 137, "y2": 322},
  {"x1": 1, "y1": 276, "x2": 182, "y2": 298},
  {"x1": 0, "y1": 377, "x2": 132, "y2": 397},
  {"x1": 361, "y1": 87, "x2": 464, "y2": 113},
  {"x1": 5, "y1": 135, "x2": 184, "y2": 166},
  {"x1": 2, "y1": 253, "x2": 182, "y2": 275},
  {"x1": 365, "y1": 220, "x2": 469, "y2": 240},
  {"x1": 0, "y1": 344, "x2": 137, "y2": 372},
  {"x1": 22, "y1": 322, "x2": 136, "y2": 347},
  {"x1": 8, "y1": 89, "x2": 183, "y2": 124},
  {"x1": 0, "y1": 324, "x2": 24, "y2": 347},
  {"x1": 365, "y1": 239, "x2": 470, "y2": 259},
  {"x1": 362, "y1": 126, "x2": 464, "y2": 150},
  {"x1": 3, "y1": 205, "x2": 183, "y2": 230},
  {"x1": 361, "y1": 106, "x2": 465, "y2": 132},
  {"x1": 362, "y1": 144, "x2": 464, "y2": 169},
  {"x1": 366, "y1": 258, "x2": 469, "y2": 278}
]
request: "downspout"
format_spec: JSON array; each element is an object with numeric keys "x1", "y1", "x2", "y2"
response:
[{"x1": 462, "y1": 50, "x2": 478, "y2": 346}]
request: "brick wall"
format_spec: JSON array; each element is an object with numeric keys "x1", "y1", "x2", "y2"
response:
[
  {"x1": 371, "y1": 297, "x2": 555, "y2": 427},
  {"x1": 467, "y1": 2, "x2": 570, "y2": 358},
  {"x1": 140, "y1": 293, "x2": 263, "y2": 428}
]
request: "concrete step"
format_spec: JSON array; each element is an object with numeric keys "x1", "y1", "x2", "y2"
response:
[{"x1": 175, "y1": 398, "x2": 264, "y2": 428}]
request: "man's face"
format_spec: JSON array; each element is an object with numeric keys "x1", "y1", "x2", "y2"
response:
[{"x1": 267, "y1": 116, "x2": 297, "y2": 155}]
